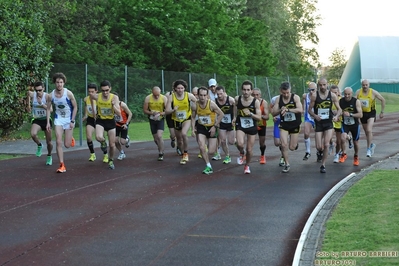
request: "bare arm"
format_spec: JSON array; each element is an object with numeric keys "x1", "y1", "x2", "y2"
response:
[
  {"x1": 122, "y1": 102, "x2": 132, "y2": 125},
  {"x1": 271, "y1": 96, "x2": 281, "y2": 117},
  {"x1": 261, "y1": 99, "x2": 269, "y2": 121},
  {"x1": 374, "y1": 91, "x2": 386, "y2": 118},
  {"x1": 112, "y1": 95, "x2": 121, "y2": 116},
  {"x1": 142, "y1": 95, "x2": 152, "y2": 115}
]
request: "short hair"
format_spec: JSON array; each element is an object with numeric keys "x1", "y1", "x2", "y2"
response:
[
  {"x1": 172, "y1": 79, "x2": 188, "y2": 90},
  {"x1": 241, "y1": 80, "x2": 253, "y2": 90},
  {"x1": 100, "y1": 80, "x2": 111, "y2": 87},
  {"x1": 52, "y1": 72, "x2": 67, "y2": 84},
  {"x1": 33, "y1": 81, "x2": 44, "y2": 88},
  {"x1": 215, "y1": 85, "x2": 225, "y2": 92},
  {"x1": 198, "y1": 86, "x2": 208, "y2": 95},
  {"x1": 87, "y1": 83, "x2": 97, "y2": 90},
  {"x1": 280, "y1": 81, "x2": 291, "y2": 90},
  {"x1": 330, "y1": 85, "x2": 339, "y2": 90}
]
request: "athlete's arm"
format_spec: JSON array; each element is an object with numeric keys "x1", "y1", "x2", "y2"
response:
[
  {"x1": 261, "y1": 99, "x2": 269, "y2": 120},
  {"x1": 271, "y1": 96, "x2": 281, "y2": 117},
  {"x1": 331, "y1": 93, "x2": 342, "y2": 120},
  {"x1": 373, "y1": 90, "x2": 386, "y2": 118},
  {"x1": 251, "y1": 99, "x2": 261, "y2": 121},
  {"x1": 122, "y1": 102, "x2": 132, "y2": 126},
  {"x1": 142, "y1": 95, "x2": 152, "y2": 116},
  {"x1": 112, "y1": 95, "x2": 121, "y2": 117}
]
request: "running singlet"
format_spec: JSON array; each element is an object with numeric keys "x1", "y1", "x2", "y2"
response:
[
  {"x1": 257, "y1": 99, "x2": 267, "y2": 127},
  {"x1": 32, "y1": 92, "x2": 48, "y2": 120},
  {"x1": 85, "y1": 96, "x2": 96, "y2": 118},
  {"x1": 304, "y1": 93, "x2": 314, "y2": 123},
  {"x1": 196, "y1": 99, "x2": 216, "y2": 127},
  {"x1": 339, "y1": 97, "x2": 359, "y2": 126},
  {"x1": 314, "y1": 91, "x2": 333, "y2": 123},
  {"x1": 148, "y1": 94, "x2": 165, "y2": 120},
  {"x1": 97, "y1": 93, "x2": 115, "y2": 120},
  {"x1": 171, "y1": 92, "x2": 191, "y2": 122},
  {"x1": 279, "y1": 93, "x2": 301, "y2": 129},
  {"x1": 215, "y1": 96, "x2": 233, "y2": 125},
  {"x1": 52, "y1": 88, "x2": 73, "y2": 120},
  {"x1": 115, "y1": 102, "x2": 128, "y2": 126},
  {"x1": 236, "y1": 96, "x2": 257, "y2": 130},
  {"x1": 357, "y1": 89, "x2": 375, "y2": 112}
]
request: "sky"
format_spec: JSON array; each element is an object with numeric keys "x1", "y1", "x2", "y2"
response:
[{"x1": 315, "y1": 0, "x2": 398, "y2": 65}]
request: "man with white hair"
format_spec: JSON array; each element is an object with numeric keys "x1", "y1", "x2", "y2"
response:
[{"x1": 208, "y1": 78, "x2": 217, "y2": 101}]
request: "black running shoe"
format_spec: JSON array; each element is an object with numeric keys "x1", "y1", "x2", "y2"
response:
[
  {"x1": 316, "y1": 151, "x2": 323, "y2": 163},
  {"x1": 171, "y1": 138, "x2": 176, "y2": 148},
  {"x1": 320, "y1": 165, "x2": 326, "y2": 173},
  {"x1": 303, "y1": 152, "x2": 311, "y2": 160}
]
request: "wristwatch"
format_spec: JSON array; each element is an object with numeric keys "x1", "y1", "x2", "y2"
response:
[{"x1": 70, "y1": 120, "x2": 75, "y2": 123}]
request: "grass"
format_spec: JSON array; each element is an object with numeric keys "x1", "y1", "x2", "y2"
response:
[
  {"x1": 0, "y1": 154, "x2": 26, "y2": 160},
  {"x1": 318, "y1": 170, "x2": 399, "y2": 265}
]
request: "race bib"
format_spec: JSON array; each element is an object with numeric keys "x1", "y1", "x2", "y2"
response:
[
  {"x1": 198, "y1": 115, "x2": 211, "y2": 125},
  {"x1": 318, "y1": 108, "x2": 330, "y2": 120},
  {"x1": 176, "y1": 110, "x2": 187, "y2": 121},
  {"x1": 150, "y1": 113, "x2": 161, "y2": 121},
  {"x1": 284, "y1": 111, "x2": 296, "y2": 122},
  {"x1": 114, "y1": 114, "x2": 122, "y2": 122},
  {"x1": 360, "y1": 99, "x2": 369, "y2": 108},
  {"x1": 344, "y1": 116, "x2": 355, "y2": 125},
  {"x1": 101, "y1": 107, "x2": 113, "y2": 116},
  {"x1": 240, "y1": 117, "x2": 254, "y2": 128},
  {"x1": 222, "y1": 114, "x2": 231, "y2": 124},
  {"x1": 34, "y1": 108, "x2": 46, "y2": 118}
]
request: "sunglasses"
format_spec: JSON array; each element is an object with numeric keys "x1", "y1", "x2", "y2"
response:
[
  {"x1": 308, "y1": 89, "x2": 315, "y2": 92},
  {"x1": 102, "y1": 89, "x2": 110, "y2": 92},
  {"x1": 35, "y1": 90, "x2": 43, "y2": 92}
]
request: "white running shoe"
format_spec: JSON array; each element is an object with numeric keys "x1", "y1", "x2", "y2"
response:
[
  {"x1": 333, "y1": 154, "x2": 340, "y2": 163},
  {"x1": 117, "y1": 152, "x2": 126, "y2": 160}
]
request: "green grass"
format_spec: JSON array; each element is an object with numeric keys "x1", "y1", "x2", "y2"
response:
[
  {"x1": 0, "y1": 154, "x2": 26, "y2": 160},
  {"x1": 318, "y1": 170, "x2": 399, "y2": 265}
]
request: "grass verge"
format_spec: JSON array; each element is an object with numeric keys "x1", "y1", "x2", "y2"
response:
[{"x1": 317, "y1": 170, "x2": 399, "y2": 265}]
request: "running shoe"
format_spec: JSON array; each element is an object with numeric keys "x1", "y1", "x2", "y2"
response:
[
  {"x1": 158, "y1": 153, "x2": 164, "y2": 161},
  {"x1": 223, "y1": 156, "x2": 231, "y2": 164},
  {"x1": 117, "y1": 152, "x2": 126, "y2": 160},
  {"x1": 328, "y1": 142, "x2": 335, "y2": 155},
  {"x1": 370, "y1": 143, "x2": 376, "y2": 156},
  {"x1": 348, "y1": 135, "x2": 353, "y2": 149},
  {"x1": 316, "y1": 151, "x2": 323, "y2": 163},
  {"x1": 303, "y1": 152, "x2": 311, "y2": 161},
  {"x1": 212, "y1": 152, "x2": 221, "y2": 160},
  {"x1": 198, "y1": 153, "x2": 202, "y2": 158},
  {"x1": 260, "y1": 155, "x2": 266, "y2": 164},
  {"x1": 180, "y1": 153, "x2": 189, "y2": 164},
  {"x1": 125, "y1": 135, "x2": 130, "y2": 148},
  {"x1": 366, "y1": 148, "x2": 372, "y2": 157},
  {"x1": 237, "y1": 154, "x2": 246, "y2": 165},
  {"x1": 333, "y1": 154, "x2": 340, "y2": 163},
  {"x1": 103, "y1": 154, "x2": 109, "y2": 163},
  {"x1": 244, "y1": 165, "x2": 251, "y2": 174},
  {"x1": 339, "y1": 153, "x2": 347, "y2": 163},
  {"x1": 46, "y1": 155, "x2": 52, "y2": 166},
  {"x1": 279, "y1": 157, "x2": 285, "y2": 166},
  {"x1": 36, "y1": 144, "x2": 43, "y2": 157},
  {"x1": 108, "y1": 160, "x2": 115, "y2": 170},
  {"x1": 100, "y1": 141, "x2": 107, "y2": 153},
  {"x1": 353, "y1": 155, "x2": 359, "y2": 166},
  {"x1": 320, "y1": 165, "x2": 326, "y2": 173},
  {"x1": 282, "y1": 164, "x2": 290, "y2": 173},
  {"x1": 57, "y1": 163, "x2": 66, "y2": 173},
  {"x1": 71, "y1": 137, "x2": 75, "y2": 147},
  {"x1": 202, "y1": 166, "x2": 213, "y2": 175},
  {"x1": 89, "y1": 153, "x2": 96, "y2": 162},
  {"x1": 171, "y1": 138, "x2": 176, "y2": 148}
]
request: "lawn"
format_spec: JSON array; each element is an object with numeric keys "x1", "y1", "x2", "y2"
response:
[{"x1": 317, "y1": 170, "x2": 399, "y2": 265}]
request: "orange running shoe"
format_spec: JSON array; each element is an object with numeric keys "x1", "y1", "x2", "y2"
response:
[
  {"x1": 339, "y1": 153, "x2": 347, "y2": 163},
  {"x1": 71, "y1": 137, "x2": 75, "y2": 147},
  {"x1": 353, "y1": 155, "x2": 359, "y2": 166},
  {"x1": 260, "y1": 155, "x2": 266, "y2": 164},
  {"x1": 57, "y1": 163, "x2": 66, "y2": 173}
]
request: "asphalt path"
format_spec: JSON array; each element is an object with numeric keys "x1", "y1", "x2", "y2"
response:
[{"x1": 1, "y1": 113, "x2": 398, "y2": 266}]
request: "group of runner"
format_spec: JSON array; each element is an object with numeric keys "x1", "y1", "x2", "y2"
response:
[{"x1": 28, "y1": 74, "x2": 386, "y2": 174}]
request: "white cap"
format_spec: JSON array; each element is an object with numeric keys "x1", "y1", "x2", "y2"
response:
[{"x1": 208, "y1": 78, "x2": 217, "y2": 87}]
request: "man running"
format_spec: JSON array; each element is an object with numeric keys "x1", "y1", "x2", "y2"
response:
[
  {"x1": 252, "y1": 88, "x2": 269, "y2": 164},
  {"x1": 355, "y1": 79, "x2": 386, "y2": 157},
  {"x1": 83, "y1": 83, "x2": 99, "y2": 162},
  {"x1": 46, "y1": 73, "x2": 77, "y2": 173},
  {"x1": 28, "y1": 81, "x2": 53, "y2": 165},
  {"x1": 143, "y1": 86, "x2": 168, "y2": 161},
  {"x1": 115, "y1": 94, "x2": 132, "y2": 161},
  {"x1": 233, "y1": 80, "x2": 261, "y2": 174},
  {"x1": 302, "y1": 82, "x2": 316, "y2": 161},
  {"x1": 191, "y1": 87, "x2": 224, "y2": 174}
]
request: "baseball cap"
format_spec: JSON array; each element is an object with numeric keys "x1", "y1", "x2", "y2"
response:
[{"x1": 208, "y1": 78, "x2": 217, "y2": 87}]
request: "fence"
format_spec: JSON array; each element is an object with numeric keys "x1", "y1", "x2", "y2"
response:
[{"x1": 44, "y1": 63, "x2": 313, "y2": 122}]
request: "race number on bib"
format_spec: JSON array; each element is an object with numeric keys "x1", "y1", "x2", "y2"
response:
[
  {"x1": 240, "y1": 117, "x2": 254, "y2": 128},
  {"x1": 198, "y1": 115, "x2": 211, "y2": 125},
  {"x1": 101, "y1": 108, "x2": 113, "y2": 116},
  {"x1": 176, "y1": 110, "x2": 187, "y2": 121},
  {"x1": 344, "y1": 116, "x2": 355, "y2": 125},
  {"x1": 222, "y1": 114, "x2": 231, "y2": 124},
  {"x1": 34, "y1": 109, "x2": 46, "y2": 118},
  {"x1": 318, "y1": 108, "x2": 330, "y2": 120},
  {"x1": 360, "y1": 99, "x2": 369, "y2": 108},
  {"x1": 284, "y1": 111, "x2": 296, "y2": 122}
]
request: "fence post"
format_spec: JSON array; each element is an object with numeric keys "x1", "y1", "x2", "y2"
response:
[
  {"x1": 189, "y1": 72, "x2": 192, "y2": 92},
  {"x1": 235, "y1": 75, "x2": 238, "y2": 95},
  {"x1": 79, "y1": 98, "x2": 83, "y2": 147},
  {"x1": 125, "y1": 65, "x2": 128, "y2": 104},
  {"x1": 266, "y1": 77, "x2": 272, "y2": 102},
  {"x1": 85, "y1": 64, "x2": 88, "y2": 97},
  {"x1": 161, "y1": 70, "x2": 165, "y2": 93}
]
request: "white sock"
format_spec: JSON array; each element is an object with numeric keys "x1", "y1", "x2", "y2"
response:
[
  {"x1": 304, "y1": 138, "x2": 311, "y2": 153},
  {"x1": 207, "y1": 163, "x2": 212, "y2": 168}
]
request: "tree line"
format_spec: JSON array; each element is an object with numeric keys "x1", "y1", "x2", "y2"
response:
[{"x1": 0, "y1": 0, "x2": 320, "y2": 136}]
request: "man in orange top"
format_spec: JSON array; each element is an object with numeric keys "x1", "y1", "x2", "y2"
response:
[{"x1": 252, "y1": 88, "x2": 269, "y2": 164}]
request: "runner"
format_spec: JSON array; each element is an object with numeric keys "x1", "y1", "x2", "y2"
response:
[
  {"x1": 329, "y1": 85, "x2": 344, "y2": 163},
  {"x1": 82, "y1": 83, "x2": 98, "y2": 162},
  {"x1": 302, "y1": 82, "x2": 316, "y2": 161},
  {"x1": 270, "y1": 95, "x2": 285, "y2": 167},
  {"x1": 252, "y1": 88, "x2": 269, "y2": 164},
  {"x1": 114, "y1": 94, "x2": 132, "y2": 161}
]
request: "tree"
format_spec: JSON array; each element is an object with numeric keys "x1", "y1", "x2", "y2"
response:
[
  {"x1": 0, "y1": 0, "x2": 52, "y2": 137},
  {"x1": 326, "y1": 48, "x2": 347, "y2": 85}
]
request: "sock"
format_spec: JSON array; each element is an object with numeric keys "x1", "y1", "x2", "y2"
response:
[
  {"x1": 38, "y1": 143, "x2": 43, "y2": 146},
  {"x1": 87, "y1": 141, "x2": 94, "y2": 153},
  {"x1": 260, "y1": 145, "x2": 266, "y2": 155},
  {"x1": 207, "y1": 163, "x2": 212, "y2": 168},
  {"x1": 304, "y1": 138, "x2": 310, "y2": 153}
]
